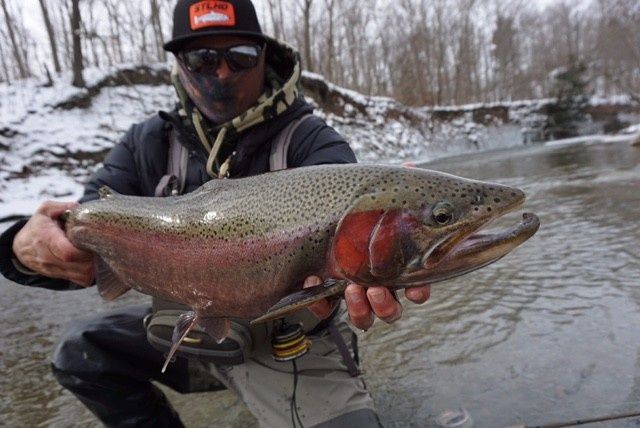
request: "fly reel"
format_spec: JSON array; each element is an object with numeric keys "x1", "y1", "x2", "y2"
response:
[{"x1": 271, "y1": 321, "x2": 311, "y2": 362}]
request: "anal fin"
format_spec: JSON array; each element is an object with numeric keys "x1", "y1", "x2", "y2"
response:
[
  {"x1": 95, "y1": 257, "x2": 130, "y2": 300},
  {"x1": 160, "y1": 313, "x2": 231, "y2": 373},
  {"x1": 198, "y1": 317, "x2": 231, "y2": 344},
  {"x1": 250, "y1": 279, "x2": 349, "y2": 325}
]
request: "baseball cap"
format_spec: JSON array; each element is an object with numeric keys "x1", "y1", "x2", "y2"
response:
[{"x1": 164, "y1": 0, "x2": 267, "y2": 52}]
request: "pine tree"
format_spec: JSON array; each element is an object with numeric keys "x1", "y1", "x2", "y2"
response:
[{"x1": 545, "y1": 60, "x2": 590, "y2": 139}]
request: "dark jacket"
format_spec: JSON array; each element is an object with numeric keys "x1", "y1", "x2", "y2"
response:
[{"x1": 0, "y1": 98, "x2": 355, "y2": 290}]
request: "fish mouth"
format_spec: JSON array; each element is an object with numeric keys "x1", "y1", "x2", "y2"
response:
[{"x1": 399, "y1": 212, "x2": 540, "y2": 286}]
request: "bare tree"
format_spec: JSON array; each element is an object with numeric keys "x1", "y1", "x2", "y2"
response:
[
  {"x1": 1, "y1": 0, "x2": 28, "y2": 78},
  {"x1": 103, "y1": 0, "x2": 125, "y2": 63},
  {"x1": 0, "y1": 28, "x2": 12, "y2": 83},
  {"x1": 492, "y1": 14, "x2": 518, "y2": 100},
  {"x1": 82, "y1": 0, "x2": 101, "y2": 68},
  {"x1": 55, "y1": 1, "x2": 72, "y2": 70},
  {"x1": 150, "y1": 0, "x2": 166, "y2": 62},
  {"x1": 265, "y1": 0, "x2": 285, "y2": 40},
  {"x1": 1, "y1": 0, "x2": 638, "y2": 107},
  {"x1": 70, "y1": 0, "x2": 85, "y2": 87},
  {"x1": 297, "y1": 0, "x2": 313, "y2": 71},
  {"x1": 38, "y1": 0, "x2": 61, "y2": 74},
  {"x1": 322, "y1": 0, "x2": 335, "y2": 82}
]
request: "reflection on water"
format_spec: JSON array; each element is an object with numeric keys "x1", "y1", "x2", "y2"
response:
[
  {"x1": 1, "y1": 139, "x2": 639, "y2": 427},
  {"x1": 363, "y1": 139, "x2": 640, "y2": 427}
]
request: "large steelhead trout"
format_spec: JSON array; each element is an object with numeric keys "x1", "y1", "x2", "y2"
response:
[{"x1": 65, "y1": 164, "x2": 539, "y2": 364}]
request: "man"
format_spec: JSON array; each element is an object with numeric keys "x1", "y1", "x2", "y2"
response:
[{"x1": 0, "y1": 0, "x2": 431, "y2": 426}]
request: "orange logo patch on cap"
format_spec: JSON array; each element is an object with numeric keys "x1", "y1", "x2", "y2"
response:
[{"x1": 190, "y1": 1, "x2": 236, "y2": 30}]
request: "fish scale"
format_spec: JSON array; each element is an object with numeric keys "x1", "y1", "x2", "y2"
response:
[{"x1": 64, "y1": 163, "x2": 539, "y2": 367}]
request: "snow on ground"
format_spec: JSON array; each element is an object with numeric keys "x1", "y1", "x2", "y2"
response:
[
  {"x1": 0, "y1": 72, "x2": 175, "y2": 218},
  {"x1": 543, "y1": 133, "x2": 637, "y2": 147},
  {"x1": 1, "y1": 65, "x2": 637, "y2": 220},
  {"x1": 620, "y1": 123, "x2": 640, "y2": 135}
]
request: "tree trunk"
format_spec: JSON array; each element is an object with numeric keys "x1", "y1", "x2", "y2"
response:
[
  {"x1": 266, "y1": 0, "x2": 281, "y2": 40},
  {"x1": 38, "y1": 0, "x2": 61, "y2": 73},
  {"x1": 1, "y1": 0, "x2": 28, "y2": 78},
  {"x1": 43, "y1": 62, "x2": 54, "y2": 87},
  {"x1": 81, "y1": 20, "x2": 99, "y2": 68},
  {"x1": 300, "y1": 0, "x2": 313, "y2": 71},
  {"x1": 56, "y1": 2, "x2": 72, "y2": 69},
  {"x1": 323, "y1": 0, "x2": 335, "y2": 81},
  {"x1": 104, "y1": 0, "x2": 124, "y2": 63},
  {"x1": 85, "y1": 3, "x2": 100, "y2": 67},
  {"x1": 150, "y1": 0, "x2": 166, "y2": 62},
  {"x1": 70, "y1": 0, "x2": 85, "y2": 87},
  {"x1": 0, "y1": 33, "x2": 11, "y2": 83}
]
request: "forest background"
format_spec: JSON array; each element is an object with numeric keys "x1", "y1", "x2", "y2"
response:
[{"x1": 0, "y1": 0, "x2": 638, "y2": 107}]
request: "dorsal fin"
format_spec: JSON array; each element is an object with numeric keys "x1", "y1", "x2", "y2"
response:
[{"x1": 98, "y1": 186, "x2": 118, "y2": 199}]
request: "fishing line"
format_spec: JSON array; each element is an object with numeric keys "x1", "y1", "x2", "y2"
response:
[
  {"x1": 290, "y1": 359, "x2": 304, "y2": 428},
  {"x1": 526, "y1": 410, "x2": 640, "y2": 427}
]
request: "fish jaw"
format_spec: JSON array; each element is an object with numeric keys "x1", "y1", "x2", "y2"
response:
[
  {"x1": 326, "y1": 170, "x2": 532, "y2": 286},
  {"x1": 417, "y1": 185, "x2": 527, "y2": 269},
  {"x1": 397, "y1": 212, "x2": 540, "y2": 286}
]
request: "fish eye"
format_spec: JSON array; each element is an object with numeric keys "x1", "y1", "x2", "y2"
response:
[{"x1": 432, "y1": 202, "x2": 454, "y2": 226}]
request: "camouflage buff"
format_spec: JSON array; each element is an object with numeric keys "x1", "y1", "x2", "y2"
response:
[{"x1": 171, "y1": 39, "x2": 303, "y2": 178}]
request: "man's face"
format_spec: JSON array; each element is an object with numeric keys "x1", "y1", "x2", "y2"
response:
[{"x1": 177, "y1": 35, "x2": 266, "y2": 124}]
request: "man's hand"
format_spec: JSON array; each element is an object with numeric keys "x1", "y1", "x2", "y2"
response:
[
  {"x1": 12, "y1": 201, "x2": 94, "y2": 286},
  {"x1": 344, "y1": 283, "x2": 430, "y2": 330},
  {"x1": 304, "y1": 276, "x2": 431, "y2": 330}
]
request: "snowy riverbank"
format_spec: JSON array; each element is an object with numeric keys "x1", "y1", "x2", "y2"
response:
[{"x1": 1, "y1": 64, "x2": 638, "y2": 219}]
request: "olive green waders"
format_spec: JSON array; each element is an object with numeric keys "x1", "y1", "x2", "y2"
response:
[{"x1": 203, "y1": 305, "x2": 380, "y2": 427}]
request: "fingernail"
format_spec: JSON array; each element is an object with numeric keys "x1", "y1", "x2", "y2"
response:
[
  {"x1": 384, "y1": 306, "x2": 403, "y2": 324},
  {"x1": 369, "y1": 289, "x2": 385, "y2": 304},
  {"x1": 345, "y1": 288, "x2": 362, "y2": 303}
]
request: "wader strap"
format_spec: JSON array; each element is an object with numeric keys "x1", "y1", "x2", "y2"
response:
[
  {"x1": 155, "y1": 130, "x2": 188, "y2": 197},
  {"x1": 328, "y1": 321, "x2": 360, "y2": 377},
  {"x1": 269, "y1": 114, "x2": 314, "y2": 171}
]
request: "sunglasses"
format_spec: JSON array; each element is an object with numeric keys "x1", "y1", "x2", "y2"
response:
[{"x1": 179, "y1": 44, "x2": 263, "y2": 73}]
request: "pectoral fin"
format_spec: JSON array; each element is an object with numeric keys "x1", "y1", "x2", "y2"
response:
[
  {"x1": 95, "y1": 257, "x2": 130, "y2": 300},
  {"x1": 250, "y1": 279, "x2": 349, "y2": 324}
]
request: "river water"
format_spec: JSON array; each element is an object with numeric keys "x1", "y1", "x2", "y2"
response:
[{"x1": 1, "y1": 138, "x2": 639, "y2": 427}]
